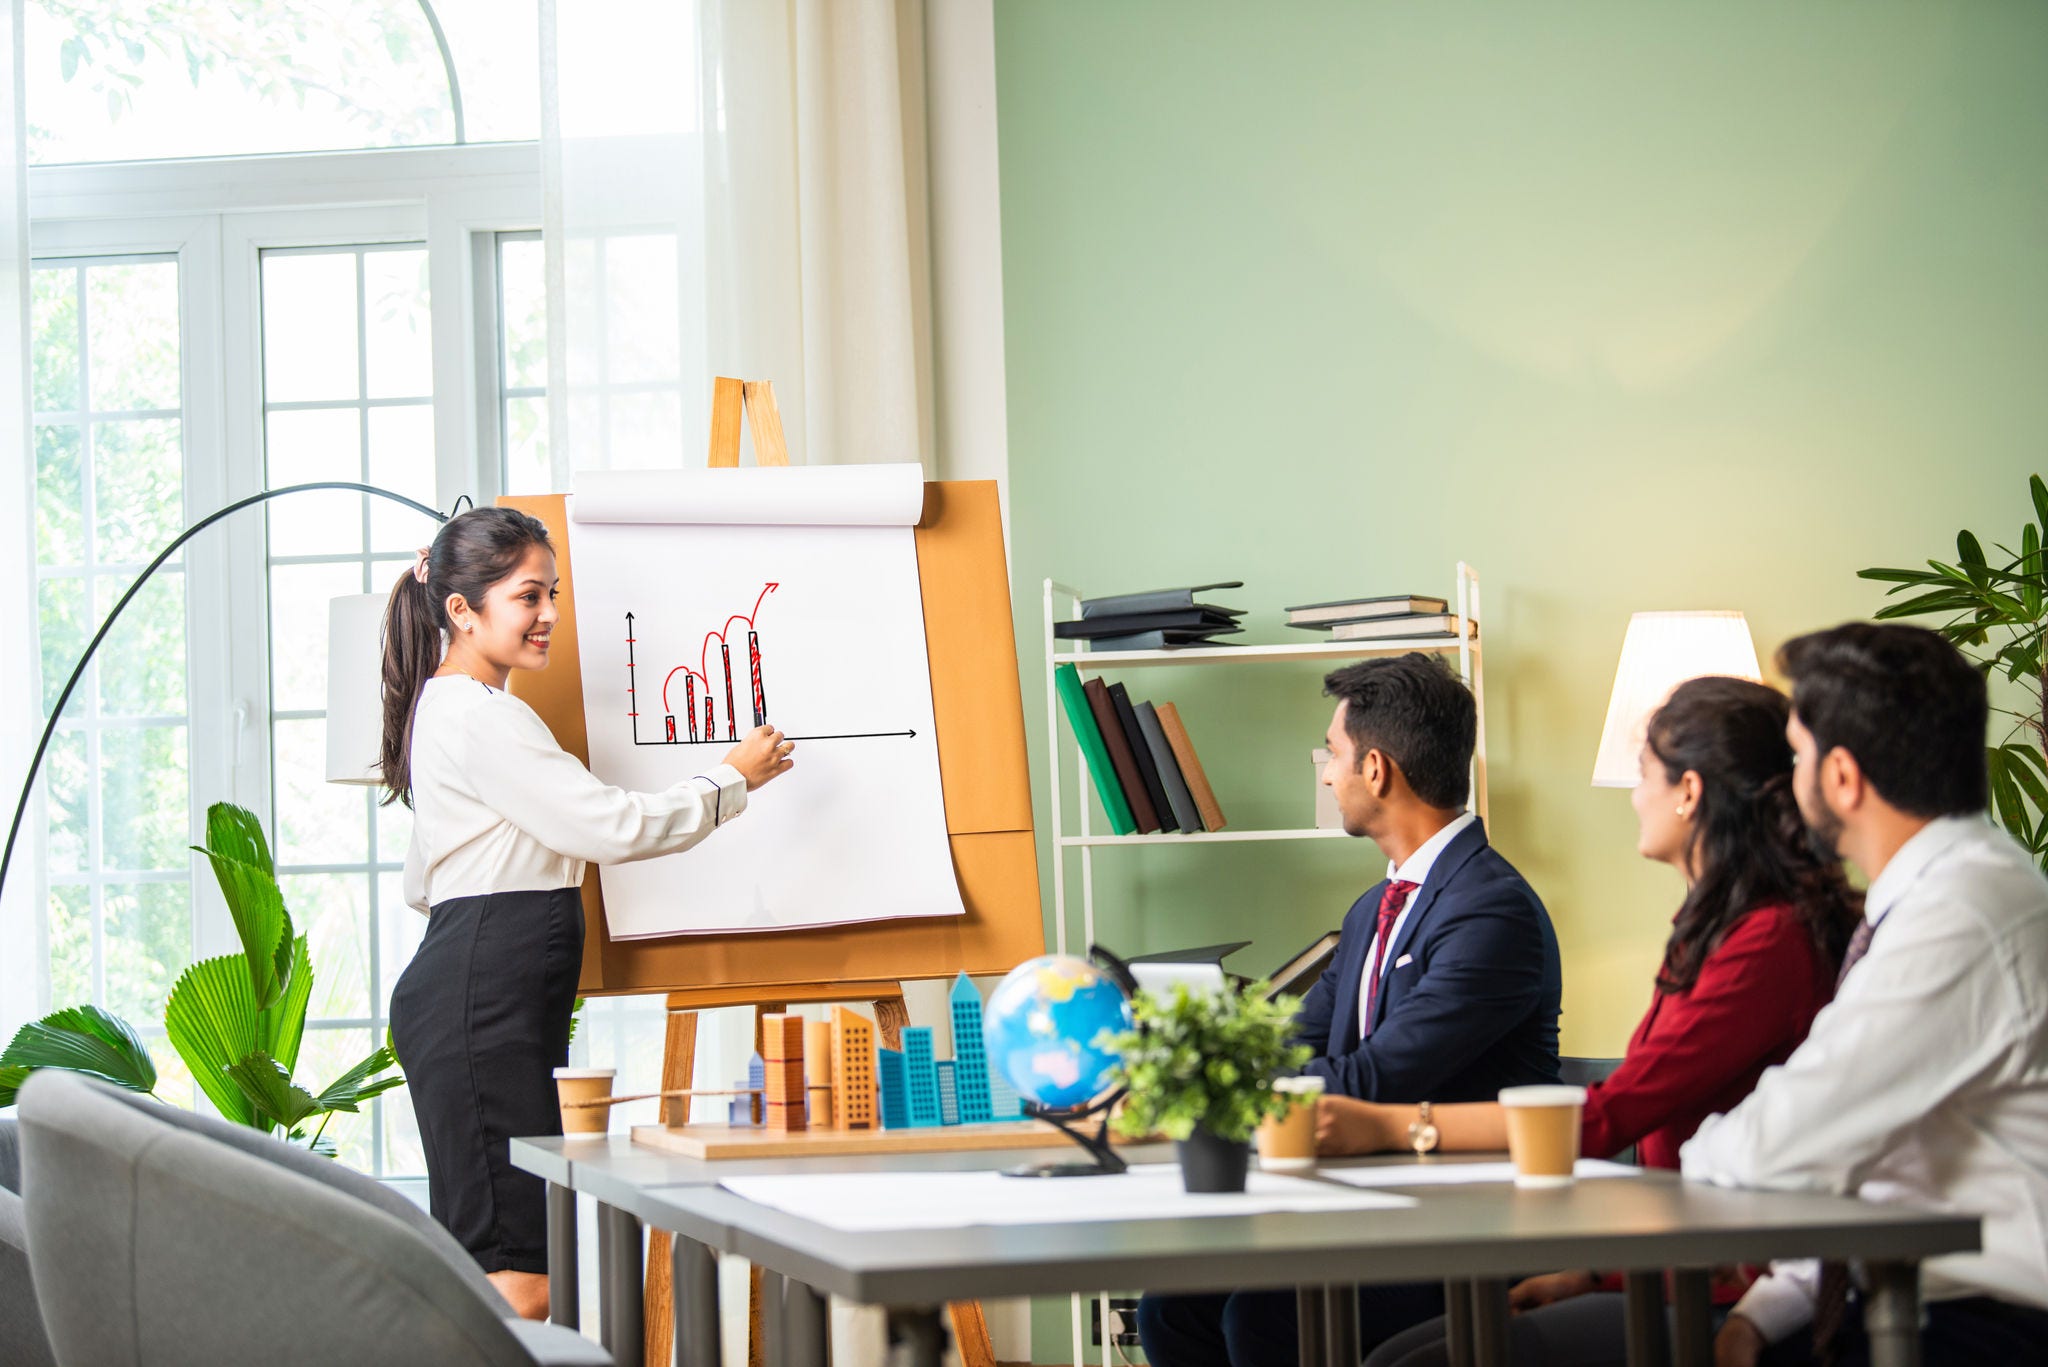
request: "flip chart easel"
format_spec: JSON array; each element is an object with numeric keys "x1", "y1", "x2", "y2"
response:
[{"x1": 501, "y1": 377, "x2": 1041, "y2": 1367}]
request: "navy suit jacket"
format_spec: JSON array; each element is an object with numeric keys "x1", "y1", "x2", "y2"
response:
[{"x1": 1295, "y1": 819, "x2": 1561, "y2": 1102}]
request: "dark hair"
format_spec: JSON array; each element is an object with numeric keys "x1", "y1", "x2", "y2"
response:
[
  {"x1": 1648, "y1": 676, "x2": 1862, "y2": 993},
  {"x1": 379, "y1": 506, "x2": 554, "y2": 806},
  {"x1": 1776, "y1": 622, "x2": 1989, "y2": 818},
  {"x1": 1322, "y1": 653, "x2": 1476, "y2": 810}
]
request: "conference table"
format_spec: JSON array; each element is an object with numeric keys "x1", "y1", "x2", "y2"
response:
[{"x1": 512, "y1": 1136, "x2": 1978, "y2": 1367}]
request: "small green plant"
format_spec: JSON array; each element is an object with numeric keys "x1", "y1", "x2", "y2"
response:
[
  {"x1": 1098, "y1": 982, "x2": 1312, "y2": 1145},
  {"x1": 0, "y1": 802, "x2": 403, "y2": 1154},
  {"x1": 1860, "y1": 474, "x2": 2048, "y2": 869}
]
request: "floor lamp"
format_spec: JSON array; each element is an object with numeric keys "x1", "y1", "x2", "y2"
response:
[{"x1": 0, "y1": 481, "x2": 454, "y2": 904}]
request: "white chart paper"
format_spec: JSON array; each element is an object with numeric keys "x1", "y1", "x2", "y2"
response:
[
  {"x1": 1316, "y1": 1159, "x2": 1642, "y2": 1189},
  {"x1": 568, "y1": 466, "x2": 964, "y2": 939},
  {"x1": 720, "y1": 1164, "x2": 1417, "y2": 1232}
]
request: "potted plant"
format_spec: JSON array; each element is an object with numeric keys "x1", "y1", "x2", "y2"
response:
[
  {"x1": 0, "y1": 803, "x2": 403, "y2": 1154},
  {"x1": 1860, "y1": 474, "x2": 2048, "y2": 870},
  {"x1": 1099, "y1": 981, "x2": 1311, "y2": 1192}
]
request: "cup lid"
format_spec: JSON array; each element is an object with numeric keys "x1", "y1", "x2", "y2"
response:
[
  {"x1": 1273, "y1": 1076, "x2": 1327, "y2": 1094},
  {"x1": 553, "y1": 1067, "x2": 616, "y2": 1080},
  {"x1": 1498, "y1": 1084, "x2": 1586, "y2": 1107}
]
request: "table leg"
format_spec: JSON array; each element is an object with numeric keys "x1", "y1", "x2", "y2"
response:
[
  {"x1": 599, "y1": 1203, "x2": 646, "y2": 1367},
  {"x1": 1470, "y1": 1278, "x2": 1510, "y2": 1367},
  {"x1": 675, "y1": 1234, "x2": 721, "y2": 1367},
  {"x1": 1622, "y1": 1271, "x2": 1669, "y2": 1367},
  {"x1": 1297, "y1": 1286, "x2": 1328, "y2": 1367},
  {"x1": 889, "y1": 1308, "x2": 949, "y2": 1367},
  {"x1": 762, "y1": 1269, "x2": 786, "y2": 1367},
  {"x1": 1323, "y1": 1284, "x2": 1359, "y2": 1367},
  {"x1": 786, "y1": 1279, "x2": 829, "y2": 1367},
  {"x1": 1863, "y1": 1261, "x2": 1922, "y2": 1367},
  {"x1": 1671, "y1": 1269, "x2": 1712, "y2": 1367},
  {"x1": 548, "y1": 1182, "x2": 580, "y2": 1330},
  {"x1": 1443, "y1": 1279, "x2": 1475, "y2": 1367}
]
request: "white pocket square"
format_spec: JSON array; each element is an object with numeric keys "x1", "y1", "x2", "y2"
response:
[{"x1": 1394, "y1": 954, "x2": 1414, "y2": 968}]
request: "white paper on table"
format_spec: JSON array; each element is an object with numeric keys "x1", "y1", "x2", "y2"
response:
[
  {"x1": 567, "y1": 466, "x2": 964, "y2": 939},
  {"x1": 1316, "y1": 1159, "x2": 1642, "y2": 1189},
  {"x1": 719, "y1": 1164, "x2": 1418, "y2": 1232}
]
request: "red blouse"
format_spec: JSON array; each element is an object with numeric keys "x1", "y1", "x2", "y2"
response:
[{"x1": 1580, "y1": 901, "x2": 1835, "y2": 1172}]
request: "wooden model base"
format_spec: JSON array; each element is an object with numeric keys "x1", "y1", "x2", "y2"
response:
[{"x1": 631, "y1": 1117, "x2": 1079, "y2": 1160}]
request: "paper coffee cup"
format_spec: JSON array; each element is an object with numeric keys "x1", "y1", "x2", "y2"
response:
[
  {"x1": 1499, "y1": 1084, "x2": 1585, "y2": 1188},
  {"x1": 554, "y1": 1067, "x2": 617, "y2": 1135},
  {"x1": 1257, "y1": 1076, "x2": 1326, "y2": 1171}
]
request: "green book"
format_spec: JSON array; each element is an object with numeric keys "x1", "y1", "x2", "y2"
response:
[{"x1": 1054, "y1": 663, "x2": 1136, "y2": 834}]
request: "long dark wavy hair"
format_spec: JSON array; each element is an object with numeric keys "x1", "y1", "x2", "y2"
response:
[
  {"x1": 379, "y1": 506, "x2": 554, "y2": 807},
  {"x1": 1649, "y1": 675, "x2": 1862, "y2": 994}
]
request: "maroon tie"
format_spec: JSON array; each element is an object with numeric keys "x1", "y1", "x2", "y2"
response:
[
  {"x1": 1813, "y1": 915, "x2": 1878, "y2": 1364},
  {"x1": 1362, "y1": 880, "x2": 1419, "y2": 1036}
]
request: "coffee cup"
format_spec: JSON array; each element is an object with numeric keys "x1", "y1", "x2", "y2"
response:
[
  {"x1": 1498, "y1": 1084, "x2": 1586, "y2": 1188},
  {"x1": 1257, "y1": 1076, "x2": 1326, "y2": 1171},
  {"x1": 554, "y1": 1067, "x2": 617, "y2": 1135}
]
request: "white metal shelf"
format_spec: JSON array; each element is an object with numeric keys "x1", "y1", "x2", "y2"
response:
[
  {"x1": 1055, "y1": 631, "x2": 1478, "y2": 670},
  {"x1": 1058, "y1": 827, "x2": 1351, "y2": 847}
]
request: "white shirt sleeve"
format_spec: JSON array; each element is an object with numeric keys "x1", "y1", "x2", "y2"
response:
[
  {"x1": 1680, "y1": 899, "x2": 2015, "y2": 1195},
  {"x1": 1729, "y1": 1263, "x2": 1820, "y2": 1344},
  {"x1": 456, "y1": 692, "x2": 749, "y2": 865}
]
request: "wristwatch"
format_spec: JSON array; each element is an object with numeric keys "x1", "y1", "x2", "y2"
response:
[{"x1": 1408, "y1": 1101, "x2": 1440, "y2": 1157}]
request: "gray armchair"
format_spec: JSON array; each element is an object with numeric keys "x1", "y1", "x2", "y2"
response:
[
  {"x1": 1, "y1": 1117, "x2": 58, "y2": 1367},
  {"x1": 17, "y1": 1073, "x2": 607, "y2": 1367}
]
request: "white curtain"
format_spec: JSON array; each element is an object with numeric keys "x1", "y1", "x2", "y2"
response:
[{"x1": 1, "y1": 0, "x2": 43, "y2": 1042}]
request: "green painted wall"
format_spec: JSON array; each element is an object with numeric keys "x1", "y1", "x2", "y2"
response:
[{"x1": 991, "y1": 4, "x2": 2047, "y2": 1353}]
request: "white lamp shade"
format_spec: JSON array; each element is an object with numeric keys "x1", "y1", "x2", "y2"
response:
[
  {"x1": 1591, "y1": 611, "x2": 1763, "y2": 788},
  {"x1": 326, "y1": 593, "x2": 389, "y2": 785}
]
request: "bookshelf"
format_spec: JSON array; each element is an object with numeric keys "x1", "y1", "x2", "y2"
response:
[{"x1": 1041, "y1": 562, "x2": 1488, "y2": 956}]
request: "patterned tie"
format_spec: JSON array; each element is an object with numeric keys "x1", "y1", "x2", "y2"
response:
[
  {"x1": 1812, "y1": 915, "x2": 1878, "y2": 1364},
  {"x1": 1362, "y1": 880, "x2": 1419, "y2": 1038}
]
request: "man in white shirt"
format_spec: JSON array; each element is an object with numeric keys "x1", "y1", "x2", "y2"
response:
[{"x1": 1681, "y1": 622, "x2": 2048, "y2": 1367}]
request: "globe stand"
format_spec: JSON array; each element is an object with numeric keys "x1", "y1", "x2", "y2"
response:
[{"x1": 1004, "y1": 1095, "x2": 1128, "y2": 1178}]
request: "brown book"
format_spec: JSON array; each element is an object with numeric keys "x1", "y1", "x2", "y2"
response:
[
  {"x1": 1156, "y1": 702, "x2": 1226, "y2": 832},
  {"x1": 1084, "y1": 676, "x2": 1159, "y2": 832}
]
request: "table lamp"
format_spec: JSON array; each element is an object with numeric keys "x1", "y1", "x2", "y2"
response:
[{"x1": 1591, "y1": 611, "x2": 1762, "y2": 787}]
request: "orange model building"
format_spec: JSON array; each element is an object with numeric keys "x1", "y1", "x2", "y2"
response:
[
  {"x1": 805, "y1": 1017, "x2": 834, "y2": 1128},
  {"x1": 829, "y1": 1005, "x2": 876, "y2": 1131},
  {"x1": 761, "y1": 1012, "x2": 808, "y2": 1132}
]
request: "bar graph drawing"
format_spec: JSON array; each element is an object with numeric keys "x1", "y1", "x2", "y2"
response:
[{"x1": 625, "y1": 588, "x2": 916, "y2": 746}]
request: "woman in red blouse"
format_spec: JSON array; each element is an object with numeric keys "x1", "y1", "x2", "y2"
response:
[{"x1": 1321, "y1": 676, "x2": 1860, "y2": 1367}]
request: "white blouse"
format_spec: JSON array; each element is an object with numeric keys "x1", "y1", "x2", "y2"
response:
[{"x1": 402, "y1": 675, "x2": 748, "y2": 913}]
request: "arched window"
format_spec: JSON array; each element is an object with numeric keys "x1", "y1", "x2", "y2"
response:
[{"x1": 26, "y1": 0, "x2": 538, "y2": 165}]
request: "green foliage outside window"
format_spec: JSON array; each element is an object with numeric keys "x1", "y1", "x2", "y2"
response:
[{"x1": 1099, "y1": 983, "x2": 1312, "y2": 1145}]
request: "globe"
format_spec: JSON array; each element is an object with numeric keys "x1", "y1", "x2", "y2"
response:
[{"x1": 982, "y1": 954, "x2": 1132, "y2": 1114}]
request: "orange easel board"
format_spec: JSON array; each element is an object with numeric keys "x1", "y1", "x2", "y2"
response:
[{"x1": 498, "y1": 481, "x2": 1044, "y2": 997}]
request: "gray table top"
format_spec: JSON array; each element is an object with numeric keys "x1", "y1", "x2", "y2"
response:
[{"x1": 621, "y1": 1163, "x2": 1982, "y2": 1305}]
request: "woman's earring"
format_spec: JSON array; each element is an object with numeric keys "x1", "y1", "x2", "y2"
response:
[{"x1": 1676, "y1": 806, "x2": 1689, "y2": 818}]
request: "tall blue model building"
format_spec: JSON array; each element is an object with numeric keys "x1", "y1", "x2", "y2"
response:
[
  {"x1": 902, "y1": 1026, "x2": 942, "y2": 1128},
  {"x1": 876, "y1": 1047, "x2": 909, "y2": 1129},
  {"x1": 948, "y1": 971, "x2": 995, "y2": 1123}
]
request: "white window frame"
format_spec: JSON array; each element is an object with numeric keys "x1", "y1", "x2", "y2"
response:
[{"x1": 25, "y1": 147, "x2": 539, "y2": 1156}]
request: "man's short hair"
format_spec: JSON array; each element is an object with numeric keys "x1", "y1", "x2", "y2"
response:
[
  {"x1": 1776, "y1": 622, "x2": 1988, "y2": 818},
  {"x1": 1323, "y1": 653, "x2": 1476, "y2": 810}
]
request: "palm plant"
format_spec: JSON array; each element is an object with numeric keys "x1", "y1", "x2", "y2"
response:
[
  {"x1": 1860, "y1": 474, "x2": 2048, "y2": 869},
  {"x1": 0, "y1": 802, "x2": 403, "y2": 1154}
]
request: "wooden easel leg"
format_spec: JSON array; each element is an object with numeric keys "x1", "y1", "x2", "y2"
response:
[
  {"x1": 872, "y1": 996, "x2": 910, "y2": 1050},
  {"x1": 648, "y1": 1008, "x2": 701, "y2": 1367},
  {"x1": 745, "y1": 1005, "x2": 786, "y2": 1367}
]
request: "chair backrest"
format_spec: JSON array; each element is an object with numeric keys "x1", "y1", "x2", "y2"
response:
[
  {"x1": 18, "y1": 1072, "x2": 537, "y2": 1367},
  {"x1": 0, "y1": 1119, "x2": 59, "y2": 1367},
  {"x1": 86, "y1": 1078, "x2": 512, "y2": 1315}
]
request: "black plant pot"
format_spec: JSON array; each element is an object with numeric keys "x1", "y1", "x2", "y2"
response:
[{"x1": 1176, "y1": 1125, "x2": 1251, "y2": 1193}]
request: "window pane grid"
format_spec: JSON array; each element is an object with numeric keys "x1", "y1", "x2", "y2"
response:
[
  {"x1": 261, "y1": 241, "x2": 430, "y2": 1176},
  {"x1": 32, "y1": 254, "x2": 192, "y2": 1026}
]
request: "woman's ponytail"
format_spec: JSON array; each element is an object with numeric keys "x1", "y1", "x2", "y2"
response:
[{"x1": 380, "y1": 564, "x2": 443, "y2": 807}]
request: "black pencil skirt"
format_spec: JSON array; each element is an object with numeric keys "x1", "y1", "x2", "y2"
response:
[{"x1": 389, "y1": 886, "x2": 584, "y2": 1275}]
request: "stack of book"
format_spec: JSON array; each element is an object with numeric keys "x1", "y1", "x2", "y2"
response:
[
  {"x1": 1052, "y1": 664, "x2": 1227, "y2": 835},
  {"x1": 1054, "y1": 581, "x2": 1246, "y2": 651},
  {"x1": 1282, "y1": 593, "x2": 1475, "y2": 642}
]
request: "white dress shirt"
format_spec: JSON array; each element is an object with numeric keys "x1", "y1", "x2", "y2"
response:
[
  {"x1": 1680, "y1": 814, "x2": 2048, "y2": 1340},
  {"x1": 402, "y1": 675, "x2": 748, "y2": 913},
  {"x1": 1358, "y1": 810, "x2": 1477, "y2": 1041}
]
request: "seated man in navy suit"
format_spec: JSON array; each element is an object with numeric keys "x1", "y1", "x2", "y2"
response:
[{"x1": 1138, "y1": 654, "x2": 1562, "y2": 1367}]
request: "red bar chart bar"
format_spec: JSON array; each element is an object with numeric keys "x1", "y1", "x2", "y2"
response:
[
  {"x1": 749, "y1": 630, "x2": 767, "y2": 727},
  {"x1": 720, "y1": 642, "x2": 737, "y2": 741},
  {"x1": 685, "y1": 676, "x2": 699, "y2": 742}
]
